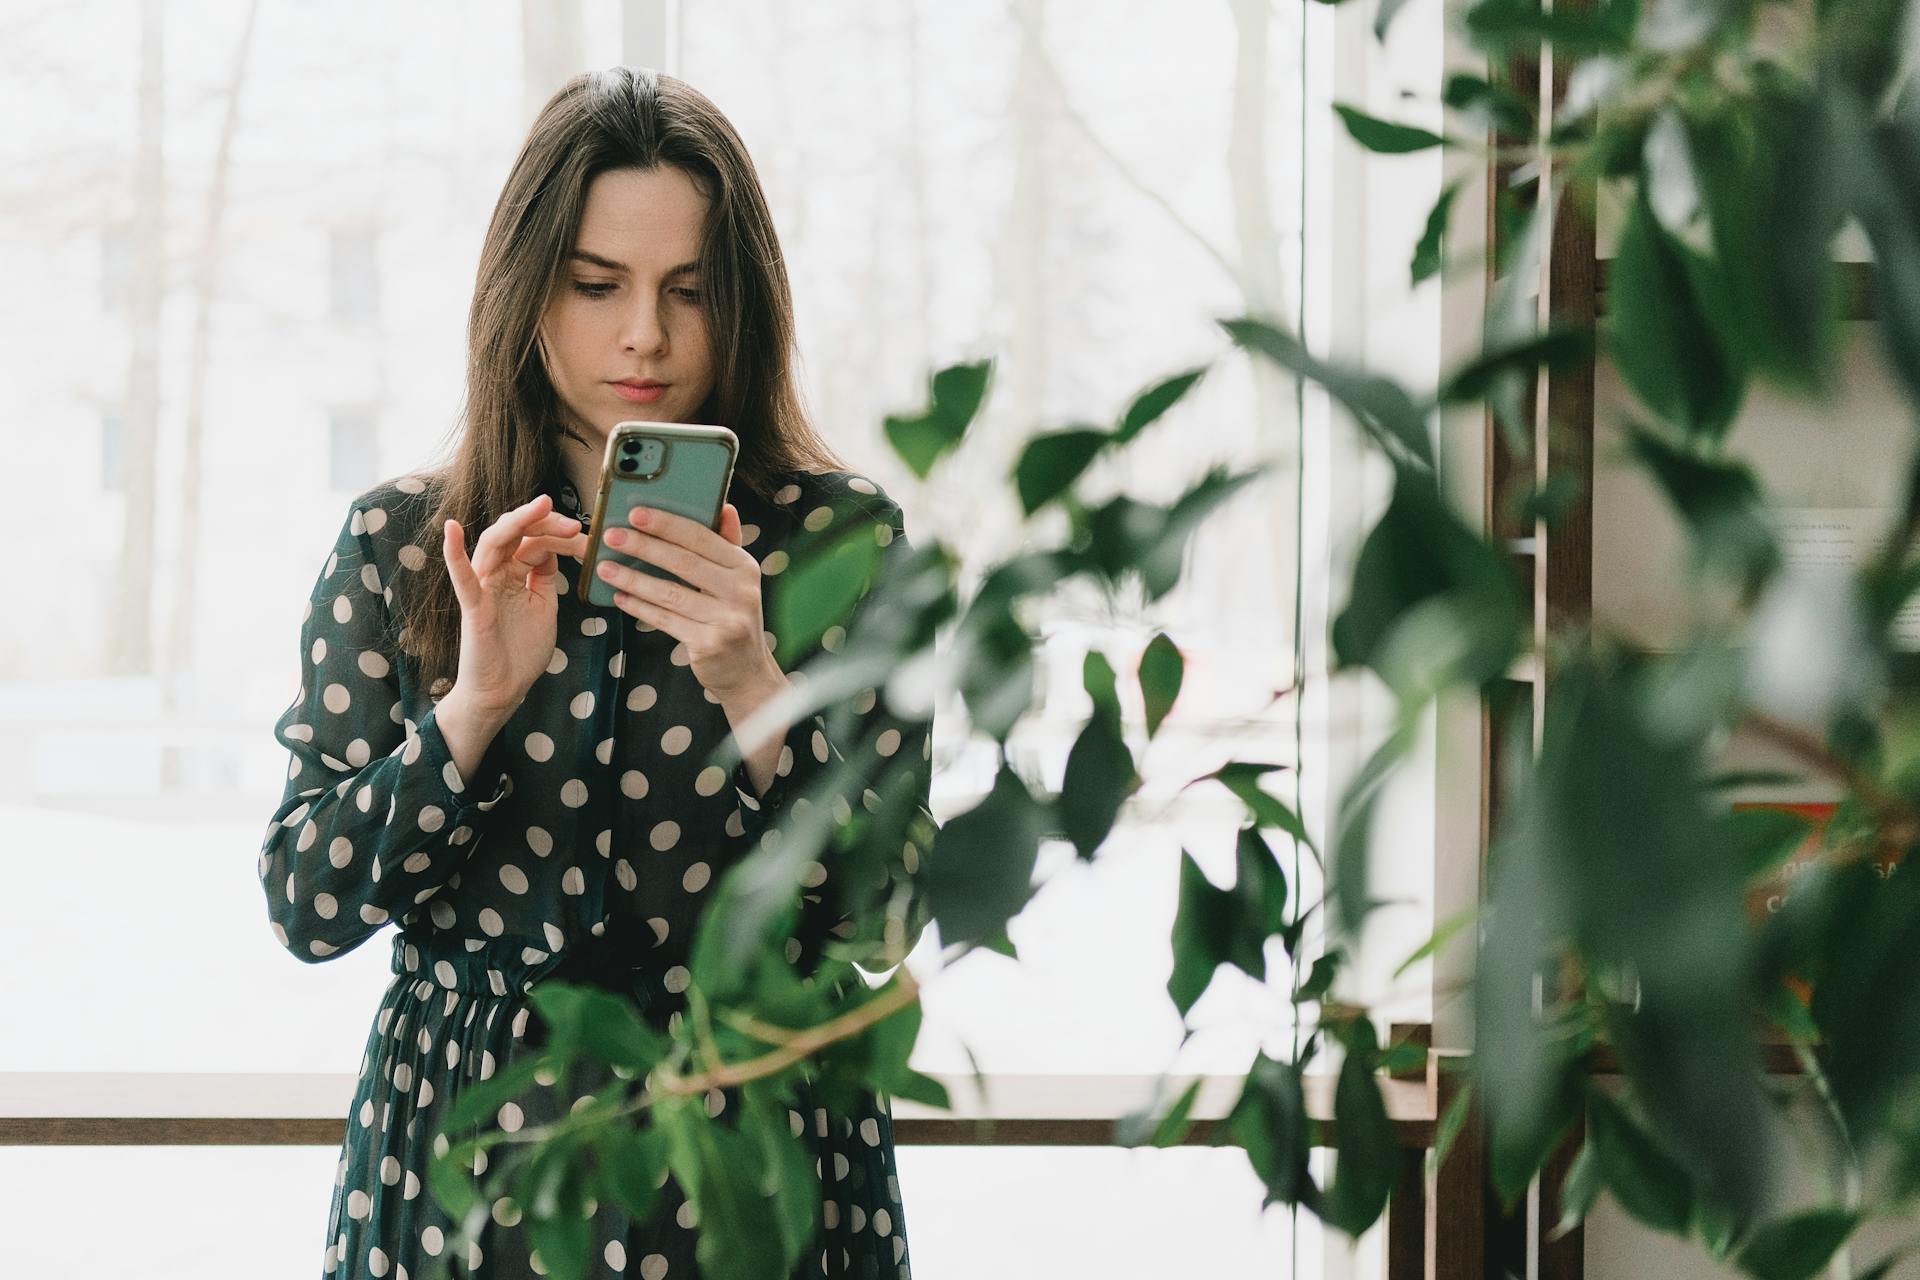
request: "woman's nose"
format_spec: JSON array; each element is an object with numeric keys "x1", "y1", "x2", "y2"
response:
[{"x1": 620, "y1": 299, "x2": 667, "y2": 351}]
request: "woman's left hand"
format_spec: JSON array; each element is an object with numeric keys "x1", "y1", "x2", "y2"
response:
[{"x1": 596, "y1": 502, "x2": 782, "y2": 701}]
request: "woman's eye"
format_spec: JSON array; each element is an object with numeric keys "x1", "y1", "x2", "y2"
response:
[
  {"x1": 673, "y1": 288, "x2": 703, "y2": 302},
  {"x1": 571, "y1": 281, "x2": 615, "y2": 298}
]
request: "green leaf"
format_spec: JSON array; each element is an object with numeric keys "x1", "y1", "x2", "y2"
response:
[
  {"x1": 1060, "y1": 651, "x2": 1134, "y2": 859},
  {"x1": 741, "y1": 1081, "x2": 820, "y2": 1262},
  {"x1": 1115, "y1": 365, "x2": 1208, "y2": 443},
  {"x1": 923, "y1": 762, "x2": 1048, "y2": 947},
  {"x1": 883, "y1": 358, "x2": 995, "y2": 478},
  {"x1": 1222, "y1": 317, "x2": 1433, "y2": 472},
  {"x1": 771, "y1": 525, "x2": 884, "y2": 663},
  {"x1": 657, "y1": 1098, "x2": 794, "y2": 1280},
  {"x1": 1442, "y1": 72, "x2": 1536, "y2": 137},
  {"x1": 1621, "y1": 424, "x2": 1777, "y2": 593},
  {"x1": 1167, "y1": 847, "x2": 1263, "y2": 1015},
  {"x1": 1736, "y1": 1209, "x2": 1859, "y2": 1280},
  {"x1": 593, "y1": 1125, "x2": 668, "y2": 1224},
  {"x1": 1323, "y1": 1018, "x2": 1398, "y2": 1233},
  {"x1": 1333, "y1": 103, "x2": 1447, "y2": 153},
  {"x1": 1462, "y1": 0, "x2": 1639, "y2": 55},
  {"x1": 1137, "y1": 631, "x2": 1184, "y2": 736},
  {"x1": 440, "y1": 1052, "x2": 549, "y2": 1134},
  {"x1": 1208, "y1": 762, "x2": 1315, "y2": 854},
  {"x1": 1331, "y1": 476, "x2": 1525, "y2": 692},
  {"x1": 1552, "y1": 1141, "x2": 1601, "y2": 1240},
  {"x1": 1434, "y1": 325, "x2": 1592, "y2": 407},
  {"x1": 1221, "y1": 1051, "x2": 1316, "y2": 1208},
  {"x1": 1608, "y1": 190, "x2": 1745, "y2": 438},
  {"x1": 1587, "y1": 1088, "x2": 1694, "y2": 1235},
  {"x1": 1392, "y1": 907, "x2": 1477, "y2": 981},
  {"x1": 1014, "y1": 427, "x2": 1110, "y2": 514},
  {"x1": 1411, "y1": 180, "x2": 1461, "y2": 285}
]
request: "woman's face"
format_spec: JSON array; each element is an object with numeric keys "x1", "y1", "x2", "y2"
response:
[{"x1": 538, "y1": 165, "x2": 717, "y2": 449}]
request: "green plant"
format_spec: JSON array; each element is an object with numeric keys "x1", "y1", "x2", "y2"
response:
[{"x1": 415, "y1": 2, "x2": 1920, "y2": 1277}]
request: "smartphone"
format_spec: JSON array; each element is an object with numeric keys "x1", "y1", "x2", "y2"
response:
[{"x1": 576, "y1": 421, "x2": 740, "y2": 608}]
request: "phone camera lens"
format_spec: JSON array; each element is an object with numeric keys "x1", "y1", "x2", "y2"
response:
[
  {"x1": 618, "y1": 457, "x2": 637, "y2": 473},
  {"x1": 621, "y1": 439, "x2": 640, "y2": 453}
]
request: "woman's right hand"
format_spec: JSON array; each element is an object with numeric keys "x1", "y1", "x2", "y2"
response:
[{"x1": 442, "y1": 493, "x2": 590, "y2": 715}]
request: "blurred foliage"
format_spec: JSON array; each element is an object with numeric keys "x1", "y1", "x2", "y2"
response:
[{"x1": 412, "y1": 1, "x2": 1920, "y2": 1275}]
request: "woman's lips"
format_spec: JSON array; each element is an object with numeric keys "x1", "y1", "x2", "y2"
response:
[{"x1": 612, "y1": 382, "x2": 668, "y2": 403}]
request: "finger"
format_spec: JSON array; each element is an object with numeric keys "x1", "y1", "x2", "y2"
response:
[
  {"x1": 603, "y1": 525, "x2": 729, "y2": 594},
  {"x1": 716, "y1": 502, "x2": 743, "y2": 547},
  {"x1": 609, "y1": 585, "x2": 696, "y2": 641},
  {"x1": 443, "y1": 520, "x2": 479, "y2": 610},
  {"x1": 596, "y1": 558, "x2": 721, "y2": 625},
  {"x1": 470, "y1": 494, "x2": 555, "y2": 579},
  {"x1": 509, "y1": 534, "x2": 583, "y2": 566}
]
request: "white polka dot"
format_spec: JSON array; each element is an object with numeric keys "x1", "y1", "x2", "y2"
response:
[
  {"x1": 526, "y1": 826, "x2": 553, "y2": 856},
  {"x1": 621, "y1": 770, "x2": 650, "y2": 799},
  {"x1": 546, "y1": 647, "x2": 568, "y2": 674},
  {"x1": 647, "y1": 917, "x2": 670, "y2": 944},
  {"x1": 874, "y1": 1207, "x2": 892, "y2": 1235},
  {"x1": 877, "y1": 728, "x2": 901, "y2": 757},
  {"x1": 369, "y1": 1246, "x2": 390, "y2": 1276},
  {"x1": 628, "y1": 683, "x2": 658, "y2": 712},
  {"x1": 561, "y1": 778, "x2": 589, "y2": 807},
  {"x1": 417, "y1": 805, "x2": 445, "y2": 833},
  {"x1": 605, "y1": 1240, "x2": 628, "y2": 1270},
  {"x1": 498, "y1": 1101, "x2": 523, "y2": 1132},
  {"x1": 616, "y1": 859, "x2": 637, "y2": 891},
  {"x1": 329, "y1": 837, "x2": 354, "y2": 868},
  {"x1": 403, "y1": 851, "x2": 431, "y2": 873},
  {"x1": 650, "y1": 820, "x2": 680, "y2": 850},
  {"x1": 500, "y1": 865, "x2": 529, "y2": 894},
  {"x1": 682, "y1": 861, "x2": 710, "y2": 892},
  {"x1": 799, "y1": 861, "x2": 827, "y2": 888},
  {"x1": 525, "y1": 732, "x2": 554, "y2": 761},
  {"x1": 333, "y1": 595, "x2": 354, "y2": 624},
  {"x1": 570, "y1": 691, "x2": 596, "y2": 719},
  {"x1": 345, "y1": 738, "x2": 371, "y2": 767},
  {"x1": 860, "y1": 1117, "x2": 881, "y2": 1145},
  {"x1": 804, "y1": 505, "x2": 834, "y2": 531},
  {"x1": 347, "y1": 1189, "x2": 372, "y2": 1219},
  {"x1": 660, "y1": 725, "x2": 692, "y2": 755},
  {"x1": 420, "y1": 1226, "x2": 443, "y2": 1255},
  {"x1": 478, "y1": 908, "x2": 504, "y2": 937},
  {"x1": 774, "y1": 483, "x2": 801, "y2": 504},
  {"x1": 663, "y1": 965, "x2": 690, "y2": 993},
  {"x1": 398, "y1": 543, "x2": 426, "y2": 570},
  {"x1": 582, "y1": 616, "x2": 608, "y2": 636},
  {"x1": 323, "y1": 683, "x2": 351, "y2": 713},
  {"x1": 310, "y1": 638, "x2": 327, "y2": 664},
  {"x1": 314, "y1": 892, "x2": 338, "y2": 919},
  {"x1": 364, "y1": 507, "x2": 388, "y2": 533},
  {"x1": 640, "y1": 1254, "x2": 668, "y2": 1280},
  {"x1": 434, "y1": 960, "x2": 457, "y2": 987},
  {"x1": 761, "y1": 549, "x2": 789, "y2": 576},
  {"x1": 848, "y1": 476, "x2": 878, "y2": 494},
  {"x1": 562, "y1": 866, "x2": 586, "y2": 895}
]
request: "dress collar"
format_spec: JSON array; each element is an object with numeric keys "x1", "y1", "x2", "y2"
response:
[{"x1": 540, "y1": 459, "x2": 591, "y2": 526}]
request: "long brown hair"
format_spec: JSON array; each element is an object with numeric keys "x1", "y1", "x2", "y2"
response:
[{"x1": 392, "y1": 65, "x2": 848, "y2": 696}]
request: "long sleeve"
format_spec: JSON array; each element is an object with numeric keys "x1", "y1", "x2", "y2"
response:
[
  {"x1": 258, "y1": 498, "x2": 512, "y2": 963},
  {"x1": 728, "y1": 490, "x2": 936, "y2": 967}
]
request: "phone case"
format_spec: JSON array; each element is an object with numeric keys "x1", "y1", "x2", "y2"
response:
[{"x1": 576, "y1": 422, "x2": 739, "y2": 608}]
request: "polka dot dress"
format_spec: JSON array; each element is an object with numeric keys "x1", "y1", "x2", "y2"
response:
[{"x1": 259, "y1": 464, "x2": 929, "y2": 1280}]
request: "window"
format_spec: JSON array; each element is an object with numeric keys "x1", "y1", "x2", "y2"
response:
[
  {"x1": 100, "y1": 412, "x2": 123, "y2": 492},
  {"x1": 327, "y1": 407, "x2": 377, "y2": 491},
  {"x1": 328, "y1": 227, "x2": 379, "y2": 323},
  {"x1": 0, "y1": 2, "x2": 1445, "y2": 1276},
  {"x1": 99, "y1": 225, "x2": 130, "y2": 314}
]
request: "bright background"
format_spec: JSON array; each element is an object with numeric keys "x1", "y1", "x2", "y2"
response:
[{"x1": 0, "y1": 1, "x2": 1449, "y2": 1276}]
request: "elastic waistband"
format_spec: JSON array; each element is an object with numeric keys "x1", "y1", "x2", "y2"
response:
[{"x1": 388, "y1": 927, "x2": 682, "y2": 1015}]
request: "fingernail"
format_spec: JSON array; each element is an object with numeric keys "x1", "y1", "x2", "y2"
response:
[
  {"x1": 598, "y1": 562, "x2": 617, "y2": 578},
  {"x1": 631, "y1": 508, "x2": 650, "y2": 525},
  {"x1": 605, "y1": 528, "x2": 626, "y2": 547}
]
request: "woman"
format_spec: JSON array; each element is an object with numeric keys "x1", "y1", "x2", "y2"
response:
[{"x1": 258, "y1": 65, "x2": 931, "y2": 1280}]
